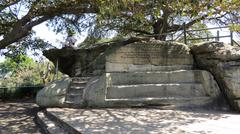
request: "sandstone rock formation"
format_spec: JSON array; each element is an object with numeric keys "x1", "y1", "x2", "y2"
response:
[
  {"x1": 37, "y1": 40, "x2": 224, "y2": 109},
  {"x1": 101, "y1": 40, "x2": 222, "y2": 108},
  {"x1": 43, "y1": 38, "x2": 143, "y2": 77},
  {"x1": 191, "y1": 41, "x2": 240, "y2": 111},
  {"x1": 43, "y1": 45, "x2": 108, "y2": 77},
  {"x1": 36, "y1": 77, "x2": 71, "y2": 107},
  {"x1": 106, "y1": 40, "x2": 193, "y2": 72}
]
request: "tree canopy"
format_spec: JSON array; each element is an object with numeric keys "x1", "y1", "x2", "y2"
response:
[
  {"x1": 96, "y1": 0, "x2": 240, "y2": 40},
  {"x1": 0, "y1": 0, "x2": 239, "y2": 53}
]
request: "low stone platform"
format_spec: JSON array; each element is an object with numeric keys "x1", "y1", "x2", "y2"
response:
[{"x1": 37, "y1": 108, "x2": 240, "y2": 134}]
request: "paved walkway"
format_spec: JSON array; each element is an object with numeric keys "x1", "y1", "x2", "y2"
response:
[
  {"x1": 48, "y1": 108, "x2": 240, "y2": 134},
  {"x1": 0, "y1": 100, "x2": 41, "y2": 134}
]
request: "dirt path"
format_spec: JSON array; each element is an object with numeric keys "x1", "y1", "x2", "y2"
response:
[{"x1": 0, "y1": 99, "x2": 41, "y2": 134}]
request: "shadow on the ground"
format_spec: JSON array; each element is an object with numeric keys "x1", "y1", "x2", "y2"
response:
[
  {"x1": 0, "y1": 99, "x2": 42, "y2": 134},
  {"x1": 48, "y1": 107, "x2": 238, "y2": 134}
]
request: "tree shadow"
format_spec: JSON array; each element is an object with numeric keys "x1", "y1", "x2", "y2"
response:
[
  {"x1": 0, "y1": 100, "x2": 41, "y2": 133},
  {"x1": 48, "y1": 107, "x2": 238, "y2": 134}
]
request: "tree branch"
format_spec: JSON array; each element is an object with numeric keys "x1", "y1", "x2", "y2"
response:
[
  {"x1": 126, "y1": 28, "x2": 152, "y2": 35},
  {"x1": 167, "y1": 14, "x2": 209, "y2": 33},
  {"x1": 0, "y1": 1, "x2": 99, "y2": 49},
  {"x1": 0, "y1": 0, "x2": 21, "y2": 12}
]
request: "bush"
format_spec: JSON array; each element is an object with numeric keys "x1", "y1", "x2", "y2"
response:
[{"x1": 0, "y1": 86, "x2": 44, "y2": 100}]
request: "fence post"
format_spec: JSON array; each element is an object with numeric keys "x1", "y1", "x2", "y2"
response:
[
  {"x1": 230, "y1": 31, "x2": 233, "y2": 46},
  {"x1": 183, "y1": 22, "x2": 187, "y2": 45},
  {"x1": 216, "y1": 31, "x2": 220, "y2": 41},
  {"x1": 207, "y1": 33, "x2": 209, "y2": 41}
]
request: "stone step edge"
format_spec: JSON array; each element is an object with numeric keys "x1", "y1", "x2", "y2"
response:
[
  {"x1": 36, "y1": 111, "x2": 66, "y2": 134},
  {"x1": 44, "y1": 109, "x2": 81, "y2": 134},
  {"x1": 108, "y1": 83, "x2": 202, "y2": 87},
  {"x1": 66, "y1": 93, "x2": 82, "y2": 96},
  {"x1": 69, "y1": 86, "x2": 85, "y2": 89},
  {"x1": 64, "y1": 100, "x2": 84, "y2": 107},
  {"x1": 106, "y1": 69, "x2": 205, "y2": 74},
  {"x1": 65, "y1": 97, "x2": 83, "y2": 102},
  {"x1": 104, "y1": 97, "x2": 213, "y2": 108},
  {"x1": 71, "y1": 81, "x2": 88, "y2": 84},
  {"x1": 72, "y1": 77, "x2": 91, "y2": 80},
  {"x1": 105, "y1": 97, "x2": 210, "y2": 102}
]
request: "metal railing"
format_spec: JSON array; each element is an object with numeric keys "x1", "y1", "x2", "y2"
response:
[
  {"x1": 141, "y1": 23, "x2": 239, "y2": 46},
  {"x1": 169, "y1": 23, "x2": 239, "y2": 46}
]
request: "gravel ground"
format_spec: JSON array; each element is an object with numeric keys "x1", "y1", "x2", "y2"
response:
[{"x1": 0, "y1": 99, "x2": 42, "y2": 134}]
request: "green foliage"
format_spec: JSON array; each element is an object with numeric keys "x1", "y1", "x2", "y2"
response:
[
  {"x1": 0, "y1": 55, "x2": 57, "y2": 87},
  {"x1": 0, "y1": 0, "x2": 239, "y2": 51},
  {"x1": 94, "y1": 0, "x2": 240, "y2": 36},
  {"x1": 229, "y1": 24, "x2": 240, "y2": 32}
]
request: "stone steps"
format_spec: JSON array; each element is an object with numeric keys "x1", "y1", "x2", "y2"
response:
[
  {"x1": 67, "y1": 88, "x2": 84, "y2": 95},
  {"x1": 72, "y1": 80, "x2": 89, "y2": 84},
  {"x1": 72, "y1": 77, "x2": 91, "y2": 81},
  {"x1": 37, "y1": 110, "x2": 80, "y2": 134},
  {"x1": 65, "y1": 101, "x2": 84, "y2": 108},
  {"x1": 69, "y1": 86, "x2": 85, "y2": 90},
  {"x1": 106, "y1": 83, "x2": 206, "y2": 99},
  {"x1": 107, "y1": 70, "x2": 207, "y2": 85},
  {"x1": 102, "y1": 69, "x2": 220, "y2": 108},
  {"x1": 66, "y1": 94, "x2": 83, "y2": 103},
  {"x1": 36, "y1": 111, "x2": 67, "y2": 134},
  {"x1": 64, "y1": 77, "x2": 91, "y2": 107},
  {"x1": 70, "y1": 82, "x2": 88, "y2": 87}
]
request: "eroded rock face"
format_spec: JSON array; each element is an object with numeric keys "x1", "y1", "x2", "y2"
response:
[
  {"x1": 191, "y1": 41, "x2": 240, "y2": 111},
  {"x1": 39, "y1": 40, "x2": 225, "y2": 109},
  {"x1": 43, "y1": 45, "x2": 108, "y2": 77},
  {"x1": 106, "y1": 40, "x2": 193, "y2": 72},
  {"x1": 36, "y1": 77, "x2": 71, "y2": 107}
]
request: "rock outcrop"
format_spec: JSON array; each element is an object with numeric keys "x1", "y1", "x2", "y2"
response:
[
  {"x1": 106, "y1": 40, "x2": 193, "y2": 72},
  {"x1": 43, "y1": 45, "x2": 108, "y2": 77},
  {"x1": 43, "y1": 38, "x2": 144, "y2": 77},
  {"x1": 38, "y1": 39, "x2": 240, "y2": 110},
  {"x1": 102, "y1": 40, "x2": 222, "y2": 108},
  {"x1": 36, "y1": 77, "x2": 71, "y2": 107},
  {"x1": 37, "y1": 40, "x2": 224, "y2": 109},
  {"x1": 191, "y1": 41, "x2": 240, "y2": 111}
]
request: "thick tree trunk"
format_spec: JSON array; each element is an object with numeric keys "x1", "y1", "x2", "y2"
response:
[
  {"x1": 152, "y1": 8, "x2": 172, "y2": 41},
  {"x1": 153, "y1": 19, "x2": 168, "y2": 40},
  {"x1": 0, "y1": 2, "x2": 98, "y2": 50}
]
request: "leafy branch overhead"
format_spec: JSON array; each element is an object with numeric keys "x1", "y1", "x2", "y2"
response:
[{"x1": 0, "y1": 0, "x2": 239, "y2": 51}]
